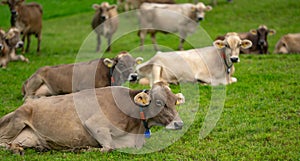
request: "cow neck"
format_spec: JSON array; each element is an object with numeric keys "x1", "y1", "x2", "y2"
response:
[
  {"x1": 109, "y1": 67, "x2": 115, "y2": 85},
  {"x1": 220, "y1": 49, "x2": 233, "y2": 74}
]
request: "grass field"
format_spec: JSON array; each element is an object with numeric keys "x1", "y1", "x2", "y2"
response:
[{"x1": 0, "y1": 0, "x2": 299, "y2": 160}]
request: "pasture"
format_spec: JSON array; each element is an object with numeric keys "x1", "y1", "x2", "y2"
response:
[{"x1": 0, "y1": 0, "x2": 299, "y2": 160}]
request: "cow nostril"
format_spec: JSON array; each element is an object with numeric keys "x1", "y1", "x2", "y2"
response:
[
  {"x1": 230, "y1": 57, "x2": 239, "y2": 63},
  {"x1": 198, "y1": 17, "x2": 204, "y2": 21},
  {"x1": 11, "y1": 10, "x2": 17, "y2": 15},
  {"x1": 100, "y1": 16, "x2": 106, "y2": 21},
  {"x1": 174, "y1": 122, "x2": 184, "y2": 130}
]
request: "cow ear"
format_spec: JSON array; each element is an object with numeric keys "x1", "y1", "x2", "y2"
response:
[
  {"x1": 109, "y1": 5, "x2": 117, "y2": 10},
  {"x1": 268, "y1": 29, "x2": 276, "y2": 36},
  {"x1": 103, "y1": 58, "x2": 115, "y2": 68},
  {"x1": 213, "y1": 40, "x2": 225, "y2": 49},
  {"x1": 1, "y1": 0, "x2": 8, "y2": 5},
  {"x1": 135, "y1": 57, "x2": 143, "y2": 64},
  {"x1": 205, "y1": 5, "x2": 213, "y2": 11},
  {"x1": 250, "y1": 29, "x2": 257, "y2": 35},
  {"x1": 92, "y1": 4, "x2": 100, "y2": 10},
  {"x1": 5, "y1": 32, "x2": 14, "y2": 39},
  {"x1": 241, "y1": 40, "x2": 252, "y2": 49},
  {"x1": 175, "y1": 93, "x2": 185, "y2": 105},
  {"x1": 134, "y1": 92, "x2": 151, "y2": 106},
  {"x1": 190, "y1": 6, "x2": 196, "y2": 12}
]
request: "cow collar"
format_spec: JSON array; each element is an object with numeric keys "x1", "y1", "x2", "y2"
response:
[
  {"x1": 138, "y1": 89, "x2": 151, "y2": 138},
  {"x1": 109, "y1": 67, "x2": 115, "y2": 85},
  {"x1": 221, "y1": 51, "x2": 233, "y2": 74}
]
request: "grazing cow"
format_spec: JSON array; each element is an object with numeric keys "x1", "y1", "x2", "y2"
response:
[
  {"x1": 215, "y1": 25, "x2": 276, "y2": 54},
  {"x1": 5, "y1": 27, "x2": 29, "y2": 63},
  {"x1": 0, "y1": 82, "x2": 184, "y2": 154},
  {"x1": 1, "y1": 0, "x2": 43, "y2": 54},
  {"x1": 22, "y1": 52, "x2": 143, "y2": 99},
  {"x1": 138, "y1": 2, "x2": 212, "y2": 51},
  {"x1": 274, "y1": 33, "x2": 300, "y2": 54},
  {"x1": 91, "y1": 2, "x2": 119, "y2": 52},
  {"x1": 118, "y1": 0, "x2": 175, "y2": 12},
  {"x1": 136, "y1": 33, "x2": 252, "y2": 86},
  {"x1": 0, "y1": 29, "x2": 10, "y2": 68}
]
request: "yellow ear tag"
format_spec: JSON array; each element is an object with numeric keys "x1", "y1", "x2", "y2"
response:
[
  {"x1": 137, "y1": 60, "x2": 142, "y2": 64},
  {"x1": 176, "y1": 100, "x2": 180, "y2": 105},
  {"x1": 107, "y1": 63, "x2": 113, "y2": 68}
]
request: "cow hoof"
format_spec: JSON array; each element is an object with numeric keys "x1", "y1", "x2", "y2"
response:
[{"x1": 100, "y1": 147, "x2": 113, "y2": 153}]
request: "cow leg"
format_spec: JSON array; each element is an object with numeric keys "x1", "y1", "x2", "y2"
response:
[
  {"x1": 36, "y1": 32, "x2": 41, "y2": 54},
  {"x1": 21, "y1": 34, "x2": 26, "y2": 54},
  {"x1": 96, "y1": 34, "x2": 101, "y2": 52},
  {"x1": 25, "y1": 34, "x2": 31, "y2": 53},
  {"x1": 139, "y1": 30, "x2": 147, "y2": 51},
  {"x1": 178, "y1": 38, "x2": 185, "y2": 51},
  {"x1": 151, "y1": 33, "x2": 159, "y2": 51},
  {"x1": 10, "y1": 49, "x2": 29, "y2": 62},
  {"x1": 151, "y1": 65, "x2": 162, "y2": 86},
  {"x1": 105, "y1": 35, "x2": 112, "y2": 52},
  {"x1": 0, "y1": 111, "x2": 27, "y2": 146},
  {"x1": 84, "y1": 115, "x2": 115, "y2": 152}
]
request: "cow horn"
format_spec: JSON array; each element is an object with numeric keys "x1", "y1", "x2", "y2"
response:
[{"x1": 134, "y1": 92, "x2": 151, "y2": 106}]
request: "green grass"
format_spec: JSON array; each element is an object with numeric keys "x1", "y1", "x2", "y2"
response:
[{"x1": 0, "y1": 0, "x2": 299, "y2": 160}]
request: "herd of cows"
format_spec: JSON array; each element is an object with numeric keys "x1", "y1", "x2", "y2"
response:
[{"x1": 0, "y1": 0, "x2": 299, "y2": 155}]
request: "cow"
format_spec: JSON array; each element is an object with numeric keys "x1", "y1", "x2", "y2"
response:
[
  {"x1": 210, "y1": 0, "x2": 233, "y2": 6},
  {"x1": 136, "y1": 32, "x2": 252, "y2": 86},
  {"x1": 22, "y1": 52, "x2": 143, "y2": 99},
  {"x1": 0, "y1": 82, "x2": 185, "y2": 154},
  {"x1": 215, "y1": 25, "x2": 276, "y2": 54},
  {"x1": 118, "y1": 0, "x2": 175, "y2": 12},
  {"x1": 0, "y1": 29, "x2": 10, "y2": 68},
  {"x1": 5, "y1": 27, "x2": 29, "y2": 63},
  {"x1": 91, "y1": 2, "x2": 119, "y2": 52},
  {"x1": 274, "y1": 33, "x2": 300, "y2": 54},
  {"x1": 138, "y1": 2, "x2": 212, "y2": 51},
  {"x1": 1, "y1": 0, "x2": 43, "y2": 54}
]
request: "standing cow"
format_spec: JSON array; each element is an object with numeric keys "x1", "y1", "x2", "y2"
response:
[
  {"x1": 22, "y1": 52, "x2": 143, "y2": 99},
  {"x1": 138, "y1": 2, "x2": 212, "y2": 51},
  {"x1": 137, "y1": 32, "x2": 252, "y2": 86},
  {"x1": 0, "y1": 82, "x2": 184, "y2": 154},
  {"x1": 118, "y1": 0, "x2": 175, "y2": 12},
  {"x1": 1, "y1": 0, "x2": 43, "y2": 54},
  {"x1": 215, "y1": 25, "x2": 276, "y2": 54},
  {"x1": 274, "y1": 33, "x2": 300, "y2": 54},
  {"x1": 92, "y1": 2, "x2": 119, "y2": 52}
]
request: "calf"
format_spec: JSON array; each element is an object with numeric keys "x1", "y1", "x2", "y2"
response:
[
  {"x1": 137, "y1": 32, "x2": 252, "y2": 86},
  {"x1": 22, "y1": 52, "x2": 143, "y2": 99},
  {"x1": 1, "y1": 0, "x2": 43, "y2": 54},
  {"x1": 0, "y1": 82, "x2": 184, "y2": 154},
  {"x1": 215, "y1": 25, "x2": 276, "y2": 54},
  {"x1": 274, "y1": 33, "x2": 300, "y2": 54},
  {"x1": 91, "y1": 2, "x2": 119, "y2": 52},
  {"x1": 138, "y1": 2, "x2": 212, "y2": 51}
]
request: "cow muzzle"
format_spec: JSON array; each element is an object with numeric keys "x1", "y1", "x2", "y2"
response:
[
  {"x1": 128, "y1": 73, "x2": 138, "y2": 82},
  {"x1": 16, "y1": 41, "x2": 24, "y2": 48},
  {"x1": 259, "y1": 39, "x2": 266, "y2": 46},
  {"x1": 230, "y1": 57, "x2": 239, "y2": 63},
  {"x1": 198, "y1": 17, "x2": 204, "y2": 21},
  {"x1": 165, "y1": 115, "x2": 184, "y2": 130}
]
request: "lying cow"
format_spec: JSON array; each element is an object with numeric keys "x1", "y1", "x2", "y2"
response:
[
  {"x1": 1, "y1": 0, "x2": 43, "y2": 54},
  {"x1": 5, "y1": 27, "x2": 29, "y2": 63},
  {"x1": 215, "y1": 25, "x2": 276, "y2": 54},
  {"x1": 274, "y1": 33, "x2": 300, "y2": 54},
  {"x1": 92, "y1": 2, "x2": 119, "y2": 52},
  {"x1": 22, "y1": 52, "x2": 143, "y2": 99},
  {"x1": 0, "y1": 82, "x2": 184, "y2": 154},
  {"x1": 137, "y1": 32, "x2": 252, "y2": 86},
  {"x1": 0, "y1": 29, "x2": 9, "y2": 68},
  {"x1": 138, "y1": 2, "x2": 212, "y2": 51}
]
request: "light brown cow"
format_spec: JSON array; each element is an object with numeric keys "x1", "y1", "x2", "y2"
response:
[
  {"x1": 118, "y1": 0, "x2": 175, "y2": 12},
  {"x1": 0, "y1": 82, "x2": 184, "y2": 154},
  {"x1": 91, "y1": 2, "x2": 119, "y2": 52},
  {"x1": 0, "y1": 29, "x2": 10, "y2": 68},
  {"x1": 22, "y1": 52, "x2": 143, "y2": 99},
  {"x1": 138, "y1": 2, "x2": 212, "y2": 51},
  {"x1": 136, "y1": 32, "x2": 252, "y2": 86},
  {"x1": 5, "y1": 27, "x2": 29, "y2": 63},
  {"x1": 274, "y1": 33, "x2": 300, "y2": 54},
  {"x1": 1, "y1": 0, "x2": 43, "y2": 54}
]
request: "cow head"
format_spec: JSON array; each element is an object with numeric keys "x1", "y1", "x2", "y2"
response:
[
  {"x1": 250, "y1": 25, "x2": 276, "y2": 54},
  {"x1": 5, "y1": 27, "x2": 23, "y2": 48},
  {"x1": 191, "y1": 2, "x2": 212, "y2": 22},
  {"x1": 103, "y1": 52, "x2": 143, "y2": 85},
  {"x1": 213, "y1": 32, "x2": 252, "y2": 63},
  {"x1": 0, "y1": 29, "x2": 6, "y2": 53},
  {"x1": 134, "y1": 82, "x2": 184, "y2": 130},
  {"x1": 274, "y1": 38, "x2": 288, "y2": 54},
  {"x1": 92, "y1": 2, "x2": 117, "y2": 22},
  {"x1": 1, "y1": 0, "x2": 24, "y2": 26}
]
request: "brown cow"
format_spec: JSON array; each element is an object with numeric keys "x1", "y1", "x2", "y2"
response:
[
  {"x1": 5, "y1": 27, "x2": 29, "y2": 63},
  {"x1": 0, "y1": 29, "x2": 10, "y2": 68},
  {"x1": 91, "y1": 2, "x2": 119, "y2": 52},
  {"x1": 274, "y1": 33, "x2": 300, "y2": 54},
  {"x1": 22, "y1": 52, "x2": 143, "y2": 99},
  {"x1": 1, "y1": 0, "x2": 43, "y2": 54},
  {"x1": 0, "y1": 82, "x2": 184, "y2": 154},
  {"x1": 215, "y1": 25, "x2": 276, "y2": 54}
]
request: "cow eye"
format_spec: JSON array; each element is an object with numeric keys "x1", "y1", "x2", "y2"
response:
[
  {"x1": 225, "y1": 44, "x2": 229, "y2": 48},
  {"x1": 155, "y1": 100, "x2": 163, "y2": 107}
]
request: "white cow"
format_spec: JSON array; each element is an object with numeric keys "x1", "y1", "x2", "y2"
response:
[
  {"x1": 138, "y1": 2, "x2": 212, "y2": 51},
  {"x1": 136, "y1": 33, "x2": 252, "y2": 86}
]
